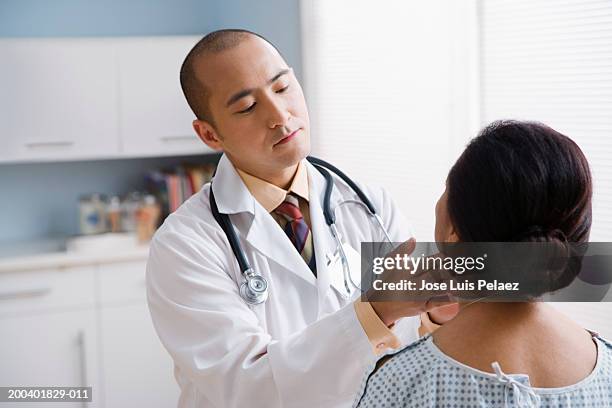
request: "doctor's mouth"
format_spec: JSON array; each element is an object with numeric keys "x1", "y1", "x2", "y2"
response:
[{"x1": 273, "y1": 128, "x2": 302, "y2": 147}]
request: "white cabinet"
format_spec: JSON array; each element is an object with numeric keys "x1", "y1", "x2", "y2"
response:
[
  {"x1": 100, "y1": 304, "x2": 178, "y2": 408},
  {"x1": 0, "y1": 310, "x2": 99, "y2": 408},
  {"x1": 0, "y1": 265, "x2": 99, "y2": 408},
  {"x1": 0, "y1": 260, "x2": 178, "y2": 408},
  {"x1": 0, "y1": 266, "x2": 96, "y2": 317},
  {"x1": 97, "y1": 261, "x2": 179, "y2": 408},
  {"x1": 0, "y1": 36, "x2": 212, "y2": 163},
  {"x1": 0, "y1": 39, "x2": 120, "y2": 163},
  {"x1": 117, "y1": 37, "x2": 209, "y2": 157}
]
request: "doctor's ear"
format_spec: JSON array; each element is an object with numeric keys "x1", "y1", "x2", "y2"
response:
[{"x1": 193, "y1": 119, "x2": 223, "y2": 151}]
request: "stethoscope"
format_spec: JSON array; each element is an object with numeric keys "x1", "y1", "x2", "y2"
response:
[{"x1": 210, "y1": 156, "x2": 393, "y2": 305}]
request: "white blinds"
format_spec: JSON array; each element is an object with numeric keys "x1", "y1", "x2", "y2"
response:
[
  {"x1": 300, "y1": 0, "x2": 480, "y2": 241},
  {"x1": 480, "y1": 0, "x2": 612, "y2": 242},
  {"x1": 481, "y1": 0, "x2": 612, "y2": 338},
  {"x1": 302, "y1": 0, "x2": 612, "y2": 337}
]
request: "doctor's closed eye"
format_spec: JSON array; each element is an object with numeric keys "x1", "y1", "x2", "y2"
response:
[
  {"x1": 236, "y1": 102, "x2": 256, "y2": 114},
  {"x1": 230, "y1": 69, "x2": 293, "y2": 115},
  {"x1": 234, "y1": 83, "x2": 291, "y2": 115}
]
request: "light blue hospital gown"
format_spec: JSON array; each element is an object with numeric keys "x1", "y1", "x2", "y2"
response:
[{"x1": 353, "y1": 332, "x2": 612, "y2": 408}]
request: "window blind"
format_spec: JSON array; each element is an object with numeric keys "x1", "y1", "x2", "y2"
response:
[
  {"x1": 480, "y1": 0, "x2": 612, "y2": 242},
  {"x1": 300, "y1": 0, "x2": 480, "y2": 241},
  {"x1": 480, "y1": 0, "x2": 612, "y2": 338},
  {"x1": 302, "y1": 0, "x2": 612, "y2": 337}
]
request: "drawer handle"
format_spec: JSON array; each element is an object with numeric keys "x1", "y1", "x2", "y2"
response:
[
  {"x1": 24, "y1": 141, "x2": 75, "y2": 149},
  {"x1": 0, "y1": 286, "x2": 52, "y2": 300},
  {"x1": 77, "y1": 330, "x2": 88, "y2": 408},
  {"x1": 159, "y1": 135, "x2": 195, "y2": 142}
]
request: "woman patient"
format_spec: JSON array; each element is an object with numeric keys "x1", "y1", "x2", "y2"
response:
[{"x1": 355, "y1": 120, "x2": 612, "y2": 407}]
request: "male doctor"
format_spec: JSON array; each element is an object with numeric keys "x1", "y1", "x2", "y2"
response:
[{"x1": 146, "y1": 29, "x2": 451, "y2": 408}]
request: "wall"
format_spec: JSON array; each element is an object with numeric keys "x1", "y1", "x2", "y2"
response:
[
  {"x1": 0, "y1": 155, "x2": 217, "y2": 245},
  {"x1": 0, "y1": 0, "x2": 302, "y2": 78},
  {"x1": 0, "y1": 0, "x2": 302, "y2": 245}
]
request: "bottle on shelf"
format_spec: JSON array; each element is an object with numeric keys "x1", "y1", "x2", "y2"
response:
[{"x1": 79, "y1": 193, "x2": 108, "y2": 235}]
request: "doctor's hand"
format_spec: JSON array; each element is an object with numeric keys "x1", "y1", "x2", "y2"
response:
[
  {"x1": 370, "y1": 293, "x2": 458, "y2": 327},
  {"x1": 365, "y1": 239, "x2": 458, "y2": 327}
]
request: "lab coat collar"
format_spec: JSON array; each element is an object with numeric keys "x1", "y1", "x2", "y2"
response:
[
  {"x1": 214, "y1": 154, "x2": 316, "y2": 287},
  {"x1": 244, "y1": 159, "x2": 341, "y2": 289},
  {"x1": 211, "y1": 154, "x2": 256, "y2": 215},
  {"x1": 212, "y1": 154, "x2": 354, "y2": 295}
]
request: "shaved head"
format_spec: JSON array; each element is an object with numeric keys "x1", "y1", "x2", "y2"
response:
[
  {"x1": 180, "y1": 29, "x2": 282, "y2": 125},
  {"x1": 183, "y1": 28, "x2": 310, "y2": 186}
]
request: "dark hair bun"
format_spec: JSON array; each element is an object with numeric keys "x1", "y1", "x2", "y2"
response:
[
  {"x1": 513, "y1": 225, "x2": 567, "y2": 243},
  {"x1": 446, "y1": 120, "x2": 592, "y2": 297},
  {"x1": 512, "y1": 226, "x2": 581, "y2": 296}
]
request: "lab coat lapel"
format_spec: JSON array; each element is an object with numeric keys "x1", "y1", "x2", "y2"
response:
[
  {"x1": 245, "y1": 202, "x2": 317, "y2": 287},
  {"x1": 213, "y1": 155, "x2": 316, "y2": 287}
]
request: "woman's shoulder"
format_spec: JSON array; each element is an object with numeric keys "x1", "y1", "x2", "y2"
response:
[
  {"x1": 595, "y1": 333, "x2": 612, "y2": 348},
  {"x1": 377, "y1": 334, "x2": 436, "y2": 373},
  {"x1": 354, "y1": 331, "x2": 612, "y2": 408},
  {"x1": 353, "y1": 335, "x2": 442, "y2": 407},
  {"x1": 594, "y1": 333, "x2": 612, "y2": 367}
]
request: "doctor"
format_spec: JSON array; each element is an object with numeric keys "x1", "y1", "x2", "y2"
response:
[{"x1": 146, "y1": 29, "x2": 449, "y2": 408}]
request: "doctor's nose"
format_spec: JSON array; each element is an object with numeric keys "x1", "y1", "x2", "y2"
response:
[{"x1": 266, "y1": 98, "x2": 291, "y2": 129}]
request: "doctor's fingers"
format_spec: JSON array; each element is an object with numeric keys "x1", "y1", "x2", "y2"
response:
[
  {"x1": 369, "y1": 299, "x2": 435, "y2": 324},
  {"x1": 373, "y1": 239, "x2": 419, "y2": 280},
  {"x1": 424, "y1": 295, "x2": 458, "y2": 311},
  {"x1": 424, "y1": 302, "x2": 461, "y2": 325},
  {"x1": 399, "y1": 238, "x2": 417, "y2": 254},
  {"x1": 381, "y1": 237, "x2": 417, "y2": 257}
]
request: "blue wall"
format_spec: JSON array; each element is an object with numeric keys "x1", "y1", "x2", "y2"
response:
[
  {"x1": 0, "y1": 0, "x2": 302, "y2": 78},
  {"x1": 0, "y1": 0, "x2": 302, "y2": 246},
  {"x1": 0, "y1": 156, "x2": 218, "y2": 245}
]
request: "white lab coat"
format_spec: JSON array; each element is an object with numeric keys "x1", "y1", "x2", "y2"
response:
[{"x1": 146, "y1": 154, "x2": 419, "y2": 408}]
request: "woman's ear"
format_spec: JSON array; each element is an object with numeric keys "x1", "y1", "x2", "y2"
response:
[
  {"x1": 193, "y1": 119, "x2": 223, "y2": 151},
  {"x1": 447, "y1": 226, "x2": 460, "y2": 243}
]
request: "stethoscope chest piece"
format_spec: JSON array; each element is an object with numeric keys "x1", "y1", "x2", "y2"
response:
[{"x1": 240, "y1": 271, "x2": 269, "y2": 305}]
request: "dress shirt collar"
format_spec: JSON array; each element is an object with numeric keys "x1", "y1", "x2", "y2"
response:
[{"x1": 236, "y1": 160, "x2": 309, "y2": 212}]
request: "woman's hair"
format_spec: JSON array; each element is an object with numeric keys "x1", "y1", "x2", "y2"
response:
[{"x1": 446, "y1": 120, "x2": 592, "y2": 295}]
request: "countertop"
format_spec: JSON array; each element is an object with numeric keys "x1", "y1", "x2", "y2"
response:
[{"x1": 0, "y1": 235, "x2": 150, "y2": 273}]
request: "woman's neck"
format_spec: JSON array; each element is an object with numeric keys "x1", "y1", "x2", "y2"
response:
[
  {"x1": 457, "y1": 300, "x2": 544, "y2": 320},
  {"x1": 431, "y1": 301, "x2": 597, "y2": 388},
  {"x1": 435, "y1": 301, "x2": 559, "y2": 344}
]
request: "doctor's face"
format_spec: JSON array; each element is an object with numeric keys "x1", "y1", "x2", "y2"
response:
[{"x1": 193, "y1": 36, "x2": 310, "y2": 180}]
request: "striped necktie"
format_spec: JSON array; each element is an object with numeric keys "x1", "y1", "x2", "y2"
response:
[{"x1": 273, "y1": 194, "x2": 317, "y2": 276}]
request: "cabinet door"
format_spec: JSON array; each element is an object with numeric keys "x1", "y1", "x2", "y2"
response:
[
  {"x1": 98, "y1": 261, "x2": 179, "y2": 407},
  {"x1": 0, "y1": 266, "x2": 96, "y2": 318},
  {"x1": 0, "y1": 309, "x2": 100, "y2": 408},
  {"x1": 117, "y1": 36, "x2": 213, "y2": 157},
  {"x1": 0, "y1": 39, "x2": 119, "y2": 163},
  {"x1": 99, "y1": 303, "x2": 179, "y2": 408}
]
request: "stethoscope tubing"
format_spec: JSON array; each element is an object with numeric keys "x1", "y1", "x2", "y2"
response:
[{"x1": 210, "y1": 156, "x2": 389, "y2": 304}]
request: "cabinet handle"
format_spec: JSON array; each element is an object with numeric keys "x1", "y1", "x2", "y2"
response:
[
  {"x1": 77, "y1": 330, "x2": 88, "y2": 408},
  {"x1": 159, "y1": 135, "x2": 195, "y2": 142},
  {"x1": 24, "y1": 141, "x2": 75, "y2": 149},
  {"x1": 0, "y1": 286, "x2": 51, "y2": 300}
]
